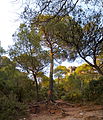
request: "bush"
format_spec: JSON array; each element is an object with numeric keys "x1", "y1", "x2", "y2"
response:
[
  {"x1": 83, "y1": 77, "x2": 103, "y2": 103},
  {"x1": 0, "y1": 95, "x2": 27, "y2": 120},
  {"x1": 61, "y1": 90, "x2": 82, "y2": 102},
  {"x1": 39, "y1": 87, "x2": 48, "y2": 101}
]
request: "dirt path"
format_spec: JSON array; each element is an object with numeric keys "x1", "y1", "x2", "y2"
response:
[{"x1": 23, "y1": 101, "x2": 103, "y2": 120}]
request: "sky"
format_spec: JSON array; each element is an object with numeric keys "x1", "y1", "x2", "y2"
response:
[
  {"x1": 0, "y1": 0, "x2": 84, "y2": 67},
  {"x1": 0, "y1": 0, "x2": 22, "y2": 50}
]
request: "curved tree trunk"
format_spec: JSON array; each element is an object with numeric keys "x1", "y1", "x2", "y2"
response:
[{"x1": 78, "y1": 51, "x2": 103, "y2": 76}]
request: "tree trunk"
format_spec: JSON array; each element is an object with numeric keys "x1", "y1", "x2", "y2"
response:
[
  {"x1": 94, "y1": 65, "x2": 103, "y2": 76},
  {"x1": 32, "y1": 72, "x2": 39, "y2": 102},
  {"x1": 78, "y1": 52, "x2": 103, "y2": 76},
  {"x1": 48, "y1": 48, "x2": 54, "y2": 101}
]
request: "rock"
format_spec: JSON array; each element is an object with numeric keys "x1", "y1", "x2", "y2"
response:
[{"x1": 79, "y1": 112, "x2": 84, "y2": 116}]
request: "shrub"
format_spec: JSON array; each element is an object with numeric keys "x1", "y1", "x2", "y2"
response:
[
  {"x1": 83, "y1": 77, "x2": 103, "y2": 103},
  {"x1": 0, "y1": 95, "x2": 27, "y2": 120},
  {"x1": 61, "y1": 90, "x2": 82, "y2": 102}
]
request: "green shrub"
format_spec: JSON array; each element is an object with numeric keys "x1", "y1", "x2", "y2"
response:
[
  {"x1": 83, "y1": 77, "x2": 103, "y2": 103},
  {"x1": 61, "y1": 90, "x2": 82, "y2": 102},
  {"x1": 39, "y1": 87, "x2": 48, "y2": 101},
  {"x1": 0, "y1": 95, "x2": 27, "y2": 120}
]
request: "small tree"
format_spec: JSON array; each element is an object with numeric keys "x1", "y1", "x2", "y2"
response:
[
  {"x1": 54, "y1": 66, "x2": 69, "y2": 85},
  {"x1": 9, "y1": 24, "x2": 49, "y2": 101}
]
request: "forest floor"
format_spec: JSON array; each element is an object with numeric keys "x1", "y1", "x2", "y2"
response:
[{"x1": 22, "y1": 100, "x2": 103, "y2": 120}]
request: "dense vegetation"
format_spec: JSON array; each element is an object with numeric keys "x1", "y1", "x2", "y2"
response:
[
  {"x1": 0, "y1": 49, "x2": 103, "y2": 120},
  {"x1": 0, "y1": 0, "x2": 103, "y2": 119}
]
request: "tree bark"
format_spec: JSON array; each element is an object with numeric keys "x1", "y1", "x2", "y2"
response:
[
  {"x1": 32, "y1": 72, "x2": 39, "y2": 102},
  {"x1": 48, "y1": 48, "x2": 54, "y2": 101}
]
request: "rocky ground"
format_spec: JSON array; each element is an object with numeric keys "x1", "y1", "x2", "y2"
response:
[{"x1": 21, "y1": 100, "x2": 103, "y2": 120}]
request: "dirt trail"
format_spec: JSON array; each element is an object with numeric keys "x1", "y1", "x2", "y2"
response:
[{"x1": 24, "y1": 100, "x2": 103, "y2": 120}]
